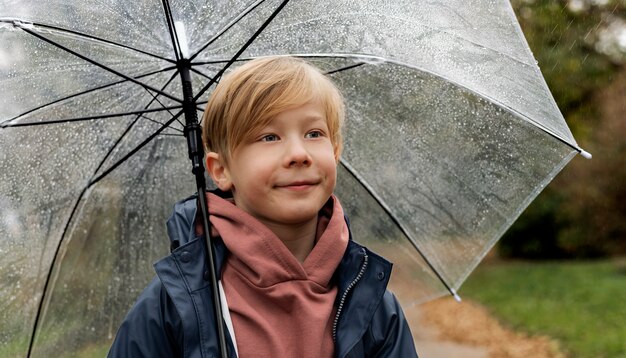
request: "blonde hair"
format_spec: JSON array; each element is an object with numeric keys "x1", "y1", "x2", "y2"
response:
[{"x1": 201, "y1": 56, "x2": 345, "y2": 165}]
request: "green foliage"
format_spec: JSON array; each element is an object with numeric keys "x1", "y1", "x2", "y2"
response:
[
  {"x1": 515, "y1": 0, "x2": 618, "y2": 118},
  {"x1": 462, "y1": 259, "x2": 626, "y2": 357},
  {"x1": 501, "y1": 0, "x2": 626, "y2": 258}
]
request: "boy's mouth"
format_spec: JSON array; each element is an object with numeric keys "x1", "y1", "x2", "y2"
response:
[{"x1": 275, "y1": 180, "x2": 320, "y2": 190}]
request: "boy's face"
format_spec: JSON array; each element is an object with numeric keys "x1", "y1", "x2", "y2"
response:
[{"x1": 209, "y1": 101, "x2": 338, "y2": 228}]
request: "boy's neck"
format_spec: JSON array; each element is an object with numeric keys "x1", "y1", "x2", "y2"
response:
[{"x1": 262, "y1": 219, "x2": 318, "y2": 263}]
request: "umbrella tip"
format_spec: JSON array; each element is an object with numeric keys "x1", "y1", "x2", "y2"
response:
[
  {"x1": 580, "y1": 149, "x2": 592, "y2": 159},
  {"x1": 450, "y1": 288, "x2": 462, "y2": 303}
]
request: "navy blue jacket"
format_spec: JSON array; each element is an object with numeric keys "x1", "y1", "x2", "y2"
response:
[{"x1": 109, "y1": 195, "x2": 418, "y2": 357}]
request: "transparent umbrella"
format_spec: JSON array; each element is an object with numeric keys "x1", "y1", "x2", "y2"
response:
[{"x1": 0, "y1": 0, "x2": 588, "y2": 356}]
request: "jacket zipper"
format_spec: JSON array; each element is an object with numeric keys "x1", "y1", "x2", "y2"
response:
[{"x1": 332, "y1": 249, "x2": 369, "y2": 342}]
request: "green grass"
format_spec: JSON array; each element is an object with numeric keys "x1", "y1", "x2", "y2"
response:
[{"x1": 460, "y1": 259, "x2": 626, "y2": 358}]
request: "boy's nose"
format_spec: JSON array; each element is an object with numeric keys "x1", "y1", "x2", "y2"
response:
[{"x1": 284, "y1": 139, "x2": 312, "y2": 167}]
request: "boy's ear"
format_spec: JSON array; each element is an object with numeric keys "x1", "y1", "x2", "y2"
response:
[{"x1": 205, "y1": 152, "x2": 233, "y2": 191}]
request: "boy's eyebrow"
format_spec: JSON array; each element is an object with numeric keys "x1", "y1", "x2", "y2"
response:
[
  {"x1": 300, "y1": 113, "x2": 327, "y2": 121},
  {"x1": 266, "y1": 114, "x2": 326, "y2": 125},
  {"x1": 299, "y1": 116, "x2": 329, "y2": 128}
]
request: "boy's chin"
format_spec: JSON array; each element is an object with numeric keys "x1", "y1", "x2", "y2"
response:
[
  {"x1": 259, "y1": 206, "x2": 325, "y2": 228},
  {"x1": 271, "y1": 212, "x2": 321, "y2": 226}
]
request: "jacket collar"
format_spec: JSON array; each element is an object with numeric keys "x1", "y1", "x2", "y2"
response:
[
  {"x1": 164, "y1": 190, "x2": 230, "y2": 278},
  {"x1": 164, "y1": 190, "x2": 392, "y2": 284}
]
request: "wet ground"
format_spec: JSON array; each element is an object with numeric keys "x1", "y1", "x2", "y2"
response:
[{"x1": 406, "y1": 297, "x2": 564, "y2": 358}]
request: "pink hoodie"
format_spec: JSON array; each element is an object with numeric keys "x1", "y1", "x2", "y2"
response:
[{"x1": 206, "y1": 193, "x2": 349, "y2": 358}]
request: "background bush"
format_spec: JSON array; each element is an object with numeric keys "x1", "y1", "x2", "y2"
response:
[{"x1": 499, "y1": 0, "x2": 626, "y2": 259}]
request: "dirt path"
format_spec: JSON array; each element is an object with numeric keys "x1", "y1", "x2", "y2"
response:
[{"x1": 404, "y1": 297, "x2": 564, "y2": 358}]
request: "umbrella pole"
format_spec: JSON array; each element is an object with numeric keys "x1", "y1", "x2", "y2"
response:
[{"x1": 180, "y1": 62, "x2": 230, "y2": 357}]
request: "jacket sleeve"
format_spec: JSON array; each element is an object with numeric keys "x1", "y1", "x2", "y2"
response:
[
  {"x1": 108, "y1": 276, "x2": 184, "y2": 358},
  {"x1": 370, "y1": 290, "x2": 419, "y2": 357}
]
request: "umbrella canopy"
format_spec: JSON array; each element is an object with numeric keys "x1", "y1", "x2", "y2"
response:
[{"x1": 0, "y1": 0, "x2": 586, "y2": 356}]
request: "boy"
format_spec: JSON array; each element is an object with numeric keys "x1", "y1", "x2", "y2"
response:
[{"x1": 109, "y1": 56, "x2": 417, "y2": 357}]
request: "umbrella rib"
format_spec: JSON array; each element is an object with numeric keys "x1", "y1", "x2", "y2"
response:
[
  {"x1": 191, "y1": 58, "x2": 250, "y2": 66},
  {"x1": 140, "y1": 83, "x2": 186, "y2": 128},
  {"x1": 339, "y1": 159, "x2": 461, "y2": 301},
  {"x1": 20, "y1": 27, "x2": 184, "y2": 104},
  {"x1": 193, "y1": 0, "x2": 291, "y2": 102},
  {"x1": 140, "y1": 114, "x2": 184, "y2": 133},
  {"x1": 189, "y1": 65, "x2": 225, "y2": 84},
  {"x1": 88, "y1": 110, "x2": 184, "y2": 187},
  {"x1": 158, "y1": 132, "x2": 185, "y2": 137},
  {"x1": 188, "y1": 0, "x2": 267, "y2": 62},
  {"x1": 26, "y1": 186, "x2": 90, "y2": 358},
  {"x1": 161, "y1": 0, "x2": 183, "y2": 62},
  {"x1": 0, "y1": 66, "x2": 177, "y2": 126},
  {"x1": 189, "y1": 66, "x2": 212, "y2": 80},
  {"x1": 23, "y1": 21, "x2": 175, "y2": 63},
  {"x1": 1, "y1": 106, "x2": 183, "y2": 128},
  {"x1": 324, "y1": 62, "x2": 366, "y2": 75}
]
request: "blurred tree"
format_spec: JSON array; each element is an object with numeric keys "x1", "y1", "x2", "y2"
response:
[
  {"x1": 500, "y1": 0, "x2": 626, "y2": 258},
  {"x1": 556, "y1": 66, "x2": 626, "y2": 256}
]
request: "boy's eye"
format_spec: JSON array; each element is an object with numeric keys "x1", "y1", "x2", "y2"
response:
[
  {"x1": 260, "y1": 134, "x2": 279, "y2": 142},
  {"x1": 305, "y1": 130, "x2": 323, "y2": 139}
]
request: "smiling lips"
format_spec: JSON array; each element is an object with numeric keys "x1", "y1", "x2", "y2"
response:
[{"x1": 276, "y1": 180, "x2": 320, "y2": 190}]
